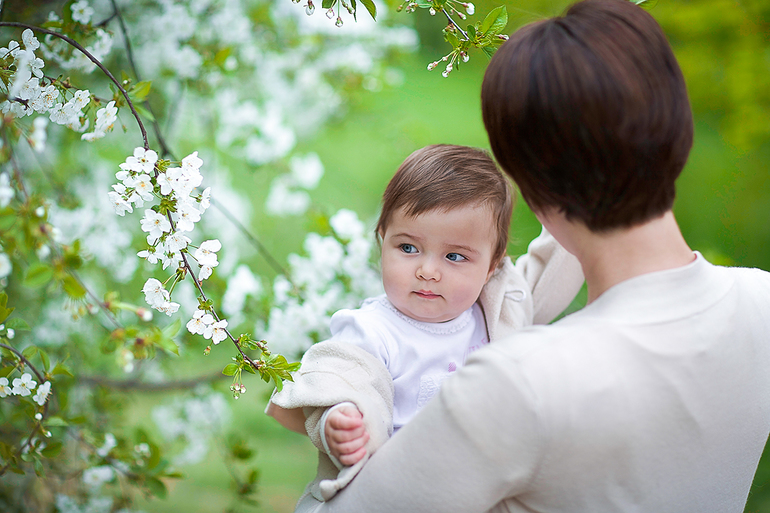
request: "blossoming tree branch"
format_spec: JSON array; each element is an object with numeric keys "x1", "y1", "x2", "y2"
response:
[{"x1": 0, "y1": 0, "x2": 406, "y2": 507}]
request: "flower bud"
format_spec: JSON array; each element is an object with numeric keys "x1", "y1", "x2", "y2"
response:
[
  {"x1": 427, "y1": 61, "x2": 437, "y2": 71},
  {"x1": 35, "y1": 413, "x2": 43, "y2": 421},
  {"x1": 203, "y1": 345, "x2": 211, "y2": 356},
  {"x1": 457, "y1": 12, "x2": 466, "y2": 19},
  {"x1": 462, "y1": 52, "x2": 469, "y2": 63},
  {"x1": 465, "y1": 2, "x2": 475, "y2": 15},
  {"x1": 429, "y1": 7, "x2": 436, "y2": 15},
  {"x1": 305, "y1": 1, "x2": 315, "y2": 15},
  {"x1": 336, "y1": 16, "x2": 343, "y2": 27},
  {"x1": 326, "y1": 7, "x2": 335, "y2": 18},
  {"x1": 136, "y1": 308, "x2": 153, "y2": 322},
  {"x1": 6, "y1": 328, "x2": 14, "y2": 339}
]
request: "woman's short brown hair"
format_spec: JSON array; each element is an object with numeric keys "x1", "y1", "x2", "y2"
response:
[
  {"x1": 376, "y1": 144, "x2": 513, "y2": 269},
  {"x1": 481, "y1": 0, "x2": 693, "y2": 231}
]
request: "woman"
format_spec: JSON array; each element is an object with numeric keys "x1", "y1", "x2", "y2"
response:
[{"x1": 302, "y1": 0, "x2": 770, "y2": 510}]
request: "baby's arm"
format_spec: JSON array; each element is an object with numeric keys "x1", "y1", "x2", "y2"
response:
[
  {"x1": 514, "y1": 226, "x2": 584, "y2": 324},
  {"x1": 265, "y1": 402, "x2": 307, "y2": 435},
  {"x1": 323, "y1": 403, "x2": 371, "y2": 466}
]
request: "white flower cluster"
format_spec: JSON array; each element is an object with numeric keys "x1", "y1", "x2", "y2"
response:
[
  {"x1": 0, "y1": 372, "x2": 51, "y2": 406},
  {"x1": 261, "y1": 209, "x2": 383, "y2": 357},
  {"x1": 265, "y1": 152, "x2": 324, "y2": 216},
  {"x1": 0, "y1": 29, "x2": 116, "y2": 147},
  {"x1": 108, "y1": 147, "x2": 225, "y2": 335},
  {"x1": 42, "y1": 2, "x2": 114, "y2": 73},
  {"x1": 185, "y1": 309, "x2": 228, "y2": 344}
]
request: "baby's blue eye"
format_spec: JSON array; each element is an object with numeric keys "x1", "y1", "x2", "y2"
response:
[
  {"x1": 446, "y1": 253, "x2": 466, "y2": 262},
  {"x1": 400, "y1": 244, "x2": 417, "y2": 254}
]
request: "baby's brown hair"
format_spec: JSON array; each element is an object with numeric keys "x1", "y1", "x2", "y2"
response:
[{"x1": 376, "y1": 144, "x2": 513, "y2": 270}]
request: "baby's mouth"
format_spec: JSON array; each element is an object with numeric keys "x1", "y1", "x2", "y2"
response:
[{"x1": 414, "y1": 290, "x2": 440, "y2": 299}]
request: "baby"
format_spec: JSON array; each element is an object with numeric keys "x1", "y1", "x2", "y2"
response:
[{"x1": 266, "y1": 144, "x2": 584, "y2": 504}]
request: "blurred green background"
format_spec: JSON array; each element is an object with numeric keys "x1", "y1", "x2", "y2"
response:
[{"x1": 122, "y1": 0, "x2": 770, "y2": 511}]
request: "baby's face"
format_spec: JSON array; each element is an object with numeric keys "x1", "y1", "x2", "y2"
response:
[{"x1": 380, "y1": 204, "x2": 497, "y2": 323}]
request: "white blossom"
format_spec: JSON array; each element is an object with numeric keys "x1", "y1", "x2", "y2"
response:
[
  {"x1": 29, "y1": 116, "x2": 48, "y2": 152},
  {"x1": 138, "y1": 243, "x2": 164, "y2": 264},
  {"x1": 194, "y1": 239, "x2": 220, "y2": 267},
  {"x1": 95, "y1": 100, "x2": 118, "y2": 132},
  {"x1": 156, "y1": 171, "x2": 174, "y2": 196},
  {"x1": 173, "y1": 200, "x2": 201, "y2": 232},
  {"x1": 209, "y1": 319, "x2": 228, "y2": 344},
  {"x1": 158, "y1": 300, "x2": 181, "y2": 316},
  {"x1": 132, "y1": 174, "x2": 155, "y2": 202},
  {"x1": 290, "y1": 152, "x2": 324, "y2": 189},
  {"x1": 0, "y1": 173, "x2": 13, "y2": 207},
  {"x1": 199, "y1": 265, "x2": 213, "y2": 281},
  {"x1": 0, "y1": 377, "x2": 10, "y2": 397},
  {"x1": 142, "y1": 278, "x2": 169, "y2": 308},
  {"x1": 182, "y1": 151, "x2": 203, "y2": 172},
  {"x1": 71, "y1": 1, "x2": 95, "y2": 25},
  {"x1": 0, "y1": 40, "x2": 19, "y2": 59},
  {"x1": 97, "y1": 433, "x2": 117, "y2": 457},
  {"x1": 124, "y1": 147, "x2": 158, "y2": 174},
  {"x1": 140, "y1": 209, "x2": 171, "y2": 243},
  {"x1": 186, "y1": 309, "x2": 213, "y2": 335},
  {"x1": 12, "y1": 373, "x2": 36, "y2": 396},
  {"x1": 164, "y1": 231, "x2": 191, "y2": 252},
  {"x1": 330, "y1": 208, "x2": 365, "y2": 240},
  {"x1": 82, "y1": 465, "x2": 115, "y2": 489},
  {"x1": 33, "y1": 381, "x2": 51, "y2": 406},
  {"x1": 198, "y1": 187, "x2": 211, "y2": 212}
]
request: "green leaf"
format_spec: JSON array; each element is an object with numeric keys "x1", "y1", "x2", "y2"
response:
[
  {"x1": 243, "y1": 364, "x2": 256, "y2": 374},
  {"x1": 41, "y1": 441, "x2": 63, "y2": 458},
  {"x1": 444, "y1": 29, "x2": 461, "y2": 49},
  {"x1": 145, "y1": 476, "x2": 168, "y2": 499},
  {"x1": 0, "y1": 366, "x2": 13, "y2": 377},
  {"x1": 52, "y1": 362, "x2": 74, "y2": 377},
  {"x1": 467, "y1": 24, "x2": 477, "y2": 41},
  {"x1": 222, "y1": 363, "x2": 238, "y2": 376},
  {"x1": 46, "y1": 416, "x2": 68, "y2": 427},
  {"x1": 134, "y1": 103, "x2": 156, "y2": 122},
  {"x1": 155, "y1": 335, "x2": 179, "y2": 356},
  {"x1": 23, "y1": 264, "x2": 54, "y2": 289},
  {"x1": 22, "y1": 345, "x2": 38, "y2": 360},
  {"x1": 61, "y1": 275, "x2": 86, "y2": 299},
  {"x1": 5, "y1": 317, "x2": 30, "y2": 331},
  {"x1": 481, "y1": 45, "x2": 496, "y2": 59},
  {"x1": 0, "y1": 207, "x2": 16, "y2": 231},
  {"x1": 322, "y1": 0, "x2": 334, "y2": 8},
  {"x1": 480, "y1": 6, "x2": 508, "y2": 36},
  {"x1": 162, "y1": 319, "x2": 181, "y2": 339},
  {"x1": 39, "y1": 348, "x2": 50, "y2": 372},
  {"x1": 0, "y1": 304, "x2": 14, "y2": 324},
  {"x1": 359, "y1": 0, "x2": 377, "y2": 20},
  {"x1": 129, "y1": 81, "x2": 152, "y2": 103}
]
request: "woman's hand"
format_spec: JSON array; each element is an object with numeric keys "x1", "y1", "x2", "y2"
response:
[{"x1": 325, "y1": 404, "x2": 370, "y2": 466}]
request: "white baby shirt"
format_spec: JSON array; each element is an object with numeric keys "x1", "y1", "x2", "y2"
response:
[{"x1": 329, "y1": 294, "x2": 488, "y2": 431}]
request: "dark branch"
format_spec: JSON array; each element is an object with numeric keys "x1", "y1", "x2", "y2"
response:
[
  {"x1": 79, "y1": 371, "x2": 226, "y2": 391},
  {"x1": 0, "y1": 22, "x2": 149, "y2": 149}
]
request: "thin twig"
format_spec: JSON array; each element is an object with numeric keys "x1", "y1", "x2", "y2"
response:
[
  {"x1": 0, "y1": 342, "x2": 51, "y2": 477},
  {"x1": 442, "y1": 8, "x2": 469, "y2": 40},
  {"x1": 79, "y1": 371, "x2": 225, "y2": 391}
]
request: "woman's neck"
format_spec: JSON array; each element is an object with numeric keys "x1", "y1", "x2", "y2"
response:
[
  {"x1": 577, "y1": 212, "x2": 695, "y2": 303},
  {"x1": 541, "y1": 210, "x2": 695, "y2": 304}
]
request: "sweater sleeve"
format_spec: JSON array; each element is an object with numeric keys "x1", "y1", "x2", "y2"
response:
[
  {"x1": 304, "y1": 344, "x2": 544, "y2": 513},
  {"x1": 513, "y1": 226, "x2": 584, "y2": 325}
]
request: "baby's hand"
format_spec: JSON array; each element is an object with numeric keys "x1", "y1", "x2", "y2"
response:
[{"x1": 324, "y1": 404, "x2": 370, "y2": 466}]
